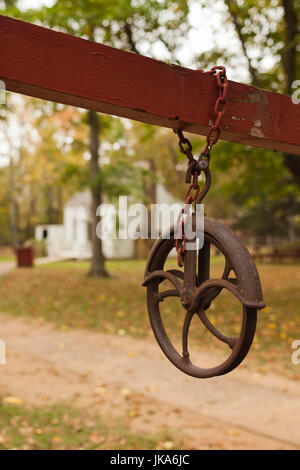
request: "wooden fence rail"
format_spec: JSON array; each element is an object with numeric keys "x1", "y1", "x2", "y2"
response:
[{"x1": 1, "y1": 15, "x2": 300, "y2": 155}]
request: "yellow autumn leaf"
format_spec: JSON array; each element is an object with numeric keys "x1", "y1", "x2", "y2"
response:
[
  {"x1": 93, "y1": 386, "x2": 106, "y2": 395},
  {"x1": 161, "y1": 441, "x2": 174, "y2": 449},
  {"x1": 3, "y1": 396, "x2": 23, "y2": 405},
  {"x1": 128, "y1": 351, "x2": 136, "y2": 358},
  {"x1": 227, "y1": 429, "x2": 241, "y2": 436},
  {"x1": 129, "y1": 326, "x2": 137, "y2": 333},
  {"x1": 256, "y1": 366, "x2": 267, "y2": 374},
  {"x1": 127, "y1": 409, "x2": 139, "y2": 418}
]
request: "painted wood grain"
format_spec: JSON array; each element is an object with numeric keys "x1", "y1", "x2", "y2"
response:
[{"x1": 0, "y1": 15, "x2": 299, "y2": 155}]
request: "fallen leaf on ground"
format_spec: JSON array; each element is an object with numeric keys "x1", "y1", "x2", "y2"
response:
[
  {"x1": 3, "y1": 396, "x2": 23, "y2": 405},
  {"x1": 93, "y1": 386, "x2": 107, "y2": 395},
  {"x1": 227, "y1": 429, "x2": 241, "y2": 436},
  {"x1": 128, "y1": 351, "x2": 136, "y2": 357},
  {"x1": 160, "y1": 441, "x2": 174, "y2": 450}
]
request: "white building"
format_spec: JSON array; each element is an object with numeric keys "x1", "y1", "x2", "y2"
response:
[{"x1": 35, "y1": 184, "x2": 182, "y2": 260}]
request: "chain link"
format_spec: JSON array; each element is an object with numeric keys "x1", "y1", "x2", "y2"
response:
[
  {"x1": 173, "y1": 129, "x2": 194, "y2": 162},
  {"x1": 174, "y1": 66, "x2": 228, "y2": 267}
]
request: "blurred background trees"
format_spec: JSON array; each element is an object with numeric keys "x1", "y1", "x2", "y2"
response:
[{"x1": 1, "y1": 0, "x2": 190, "y2": 275}]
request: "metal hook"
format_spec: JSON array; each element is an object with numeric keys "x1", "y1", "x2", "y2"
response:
[{"x1": 195, "y1": 168, "x2": 211, "y2": 205}]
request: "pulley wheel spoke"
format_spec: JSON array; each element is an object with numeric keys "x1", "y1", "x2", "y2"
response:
[
  {"x1": 197, "y1": 308, "x2": 237, "y2": 349},
  {"x1": 167, "y1": 269, "x2": 184, "y2": 280},
  {"x1": 143, "y1": 269, "x2": 182, "y2": 293},
  {"x1": 182, "y1": 311, "x2": 194, "y2": 358},
  {"x1": 200, "y1": 259, "x2": 237, "y2": 307},
  {"x1": 222, "y1": 259, "x2": 232, "y2": 280},
  {"x1": 158, "y1": 289, "x2": 179, "y2": 302}
]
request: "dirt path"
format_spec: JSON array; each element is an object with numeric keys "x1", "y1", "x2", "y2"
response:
[
  {"x1": 0, "y1": 262, "x2": 15, "y2": 276},
  {"x1": 0, "y1": 314, "x2": 299, "y2": 450}
]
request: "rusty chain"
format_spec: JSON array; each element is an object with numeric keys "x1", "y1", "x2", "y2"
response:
[{"x1": 174, "y1": 66, "x2": 228, "y2": 267}]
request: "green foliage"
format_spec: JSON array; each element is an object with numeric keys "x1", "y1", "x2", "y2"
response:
[
  {"x1": 196, "y1": 0, "x2": 299, "y2": 92},
  {"x1": 208, "y1": 140, "x2": 300, "y2": 236},
  {"x1": 193, "y1": 0, "x2": 300, "y2": 236}
]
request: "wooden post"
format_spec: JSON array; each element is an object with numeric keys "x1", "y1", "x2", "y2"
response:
[{"x1": 0, "y1": 15, "x2": 300, "y2": 155}]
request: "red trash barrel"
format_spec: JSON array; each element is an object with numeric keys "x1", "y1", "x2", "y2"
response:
[{"x1": 17, "y1": 246, "x2": 34, "y2": 268}]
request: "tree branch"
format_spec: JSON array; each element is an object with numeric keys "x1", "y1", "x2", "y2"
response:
[
  {"x1": 282, "y1": 0, "x2": 298, "y2": 93},
  {"x1": 224, "y1": 0, "x2": 260, "y2": 87},
  {"x1": 124, "y1": 22, "x2": 140, "y2": 54}
]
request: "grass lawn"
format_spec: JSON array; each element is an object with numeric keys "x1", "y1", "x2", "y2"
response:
[
  {"x1": 0, "y1": 247, "x2": 14, "y2": 262},
  {"x1": 0, "y1": 258, "x2": 299, "y2": 372},
  {"x1": 0, "y1": 400, "x2": 183, "y2": 450}
]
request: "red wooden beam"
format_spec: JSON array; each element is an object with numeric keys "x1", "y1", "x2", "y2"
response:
[{"x1": 1, "y1": 14, "x2": 300, "y2": 155}]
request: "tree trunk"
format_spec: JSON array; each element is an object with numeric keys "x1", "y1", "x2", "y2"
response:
[
  {"x1": 282, "y1": 0, "x2": 298, "y2": 94},
  {"x1": 46, "y1": 186, "x2": 56, "y2": 224},
  {"x1": 282, "y1": 153, "x2": 300, "y2": 187},
  {"x1": 9, "y1": 156, "x2": 18, "y2": 250},
  {"x1": 136, "y1": 158, "x2": 157, "y2": 258},
  {"x1": 281, "y1": 0, "x2": 300, "y2": 187},
  {"x1": 57, "y1": 186, "x2": 63, "y2": 223},
  {"x1": 87, "y1": 110, "x2": 108, "y2": 277}
]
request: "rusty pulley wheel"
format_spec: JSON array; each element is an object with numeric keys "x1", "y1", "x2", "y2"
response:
[{"x1": 143, "y1": 216, "x2": 265, "y2": 378}]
